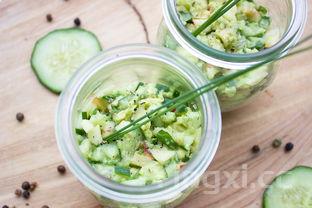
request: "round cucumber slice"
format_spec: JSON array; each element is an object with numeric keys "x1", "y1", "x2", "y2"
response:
[
  {"x1": 31, "y1": 28, "x2": 102, "y2": 93},
  {"x1": 263, "y1": 166, "x2": 312, "y2": 208}
]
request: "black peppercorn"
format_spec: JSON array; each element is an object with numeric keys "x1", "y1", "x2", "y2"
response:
[
  {"x1": 21, "y1": 181, "x2": 30, "y2": 190},
  {"x1": 22, "y1": 190, "x2": 30, "y2": 199},
  {"x1": 57, "y1": 165, "x2": 66, "y2": 174},
  {"x1": 251, "y1": 145, "x2": 260, "y2": 153},
  {"x1": 285, "y1": 142, "x2": 294, "y2": 152},
  {"x1": 42, "y1": 206, "x2": 50, "y2": 208},
  {"x1": 2, "y1": 205, "x2": 9, "y2": 208},
  {"x1": 74, "y1": 17, "x2": 81, "y2": 27},
  {"x1": 16, "y1": 112, "x2": 24, "y2": 122},
  {"x1": 46, "y1": 14, "x2": 53, "y2": 22},
  {"x1": 272, "y1": 139, "x2": 282, "y2": 148}
]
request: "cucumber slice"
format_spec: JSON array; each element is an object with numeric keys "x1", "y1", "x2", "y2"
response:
[
  {"x1": 31, "y1": 28, "x2": 102, "y2": 93},
  {"x1": 263, "y1": 166, "x2": 312, "y2": 208}
]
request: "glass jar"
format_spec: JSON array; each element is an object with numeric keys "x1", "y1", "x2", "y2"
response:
[
  {"x1": 157, "y1": 0, "x2": 308, "y2": 112},
  {"x1": 56, "y1": 44, "x2": 221, "y2": 208}
]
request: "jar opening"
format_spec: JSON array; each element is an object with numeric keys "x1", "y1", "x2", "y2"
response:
[{"x1": 163, "y1": 0, "x2": 308, "y2": 69}]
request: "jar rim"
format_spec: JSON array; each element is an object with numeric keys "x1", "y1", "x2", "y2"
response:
[
  {"x1": 162, "y1": 0, "x2": 308, "y2": 69},
  {"x1": 55, "y1": 44, "x2": 222, "y2": 203}
]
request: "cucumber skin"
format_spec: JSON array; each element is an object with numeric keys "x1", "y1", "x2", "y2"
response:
[
  {"x1": 262, "y1": 166, "x2": 312, "y2": 208},
  {"x1": 30, "y1": 28, "x2": 102, "y2": 94}
]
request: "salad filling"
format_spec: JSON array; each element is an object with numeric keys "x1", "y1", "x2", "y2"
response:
[
  {"x1": 176, "y1": 0, "x2": 277, "y2": 53},
  {"x1": 75, "y1": 82, "x2": 202, "y2": 185}
]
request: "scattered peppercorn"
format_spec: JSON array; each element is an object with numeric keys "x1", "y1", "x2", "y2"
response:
[
  {"x1": 15, "y1": 188, "x2": 22, "y2": 197},
  {"x1": 2, "y1": 205, "x2": 9, "y2": 208},
  {"x1": 22, "y1": 190, "x2": 30, "y2": 199},
  {"x1": 74, "y1": 17, "x2": 81, "y2": 27},
  {"x1": 57, "y1": 165, "x2": 66, "y2": 174},
  {"x1": 46, "y1": 14, "x2": 53, "y2": 22},
  {"x1": 272, "y1": 139, "x2": 282, "y2": 148},
  {"x1": 285, "y1": 142, "x2": 294, "y2": 152},
  {"x1": 42, "y1": 205, "x2": 49, "y2": 208},
  {"x1": 22, "y1": 181, "x2": 30, "y2": 190},
  {"x1": 25, "y1": 203, "x2": 29, "y2": 206},
  {"x1": 251, "y1": 145, "x2": 260, "y2": 153},
  {"x1": 16, "y1": 112, "x2": 24, "y2": 122}
]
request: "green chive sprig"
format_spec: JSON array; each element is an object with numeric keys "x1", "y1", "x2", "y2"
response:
[
  {"x1": 104, "y1": 35, "x2": 312, "y2": 142},
  {"x1": 192, "y1": 0, "x2": 241, "y2": 37}
]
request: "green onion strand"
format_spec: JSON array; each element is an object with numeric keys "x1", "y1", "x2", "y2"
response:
[
  {"x1": 192, "y1": 0, "x2": 241, "y2": 37},
  {"x1": 105, "y1": 34, "x2": 312, "y2": 142}
]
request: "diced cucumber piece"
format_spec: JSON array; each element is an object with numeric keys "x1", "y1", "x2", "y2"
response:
[
  {"x1": 240, "y1": 23, "x2": 266, "y2": 37},
  {"x1": 130, "y1": 152, "x2": 153, "y2": 167},
  {"x1": 90, "y1": 146, "x2": 106, "y2": 162},
  {"x1": 176, "y1": 148, "x2": 187, "y2": 160},
  {"x1": 149, "y1": 148, "x2": 175, "y2": 165},
  {"x1": 90, "y1": 144, "x2": 120, "y2": 163},
  {"x1": 165, "y1": 161, "x2": 179, "y2": 178},
  {"x1": 79, "y1": 139, "x2": 92, "y2": 158},
  {"x1": 178, "y1": 11, "x2": 193, "y2": 23},
  {"x1": 102, "y1": 144, "x2": 120, "y2": 160},
  {"x1": 81, "y1": 119, "x2": 94, "y2": 133},
  {"x1": 259, "y1": 16, "x2": 271, "y2": 29},
  {"x1": 139, "y1": 161, "x2": 167, "y2": 182},
  {"x1": 87, "y1": 125, "x2": 103, "y2": 145},
  {"x1": 31, "y1": 28, "x2": 102, "y2": 93},
  {"x1": 93, "y1": 164, "x2": 114, "y2": 179},
  {"x1": 263, "y1": 166, "x2": 312, "y2": 208},
  {"x1": 122, "y1": 177, "x2": 147, "y2": 186}
]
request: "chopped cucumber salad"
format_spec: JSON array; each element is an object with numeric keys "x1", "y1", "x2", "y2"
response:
[
  {"x1": 176, "y1": 0, "x2": 277, "y2": 53},
  {"x1": 75, "y1": 82, "x2": 202, "y2": 185},
  {"x1": 163, "y1": 0, "x2": 280, "y2": 110}
]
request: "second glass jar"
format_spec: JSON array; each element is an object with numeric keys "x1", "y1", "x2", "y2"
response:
[{"x1": 157, "y1": 0, "x2": 308, "y2": 112}]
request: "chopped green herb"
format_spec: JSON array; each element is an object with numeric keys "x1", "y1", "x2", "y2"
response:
[
  {"x1": 155, "y1": 130, "x2": 179, "y2": 150},
  {"x1": 258, "y1": 5, "x2": 268, "y2": 15},
  {"x1": 173, "y1": 90, "x2": 181, "y2": 98},
  {"x1": 81, "y1": 112, "x2": 90, "y2": 120},
  {"x1": 115, "y1": 166, "x2": 131, "y2": 177},
  {"x1": 75, "y1": 128, "x2": 86, "y2": 136},
  {"x1": 135, "y1": 82, "x2": 144, "y2": 91}
]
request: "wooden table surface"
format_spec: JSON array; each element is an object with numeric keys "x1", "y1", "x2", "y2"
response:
[{"x1": 1, "y1": 0, "x2": 312, "y2": 207}]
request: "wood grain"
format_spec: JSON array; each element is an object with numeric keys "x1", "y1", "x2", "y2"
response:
[{"x1": 0, "y1": 0, "x2": 311, "y2": 207}]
